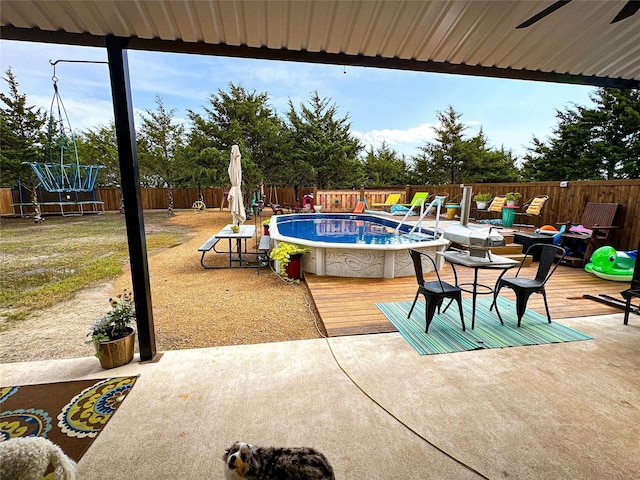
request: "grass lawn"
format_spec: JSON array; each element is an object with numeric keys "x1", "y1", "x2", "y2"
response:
[{"x1": 0, "y1": 211, "x2": 188, "y2": 323}]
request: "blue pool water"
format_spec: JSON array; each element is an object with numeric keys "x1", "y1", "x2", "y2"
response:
[{"x1": 273, "y1": 214, "x2": 434, "y2": 245}]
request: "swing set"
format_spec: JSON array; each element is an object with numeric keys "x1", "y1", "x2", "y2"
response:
[{"x1": 23, "y1": 60, "x2": 105, "y2": 193}]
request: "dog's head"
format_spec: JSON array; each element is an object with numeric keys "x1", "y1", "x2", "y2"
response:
[{"x1": 222, "y1": 442, "x2": 257, "y2": 478}]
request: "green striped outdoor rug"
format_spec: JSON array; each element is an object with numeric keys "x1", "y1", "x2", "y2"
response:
[{"x1": 376, "y1": 297, "x2": 592, "y2": 355}]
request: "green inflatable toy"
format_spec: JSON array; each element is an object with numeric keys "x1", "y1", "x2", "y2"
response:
[{"x1": 585, "y1": 246, "x2": 635, "y2": 282}]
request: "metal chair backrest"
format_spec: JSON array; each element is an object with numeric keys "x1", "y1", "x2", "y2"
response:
[
  {"x1": 631, "y1": 239, "x2": 640, "y2": 290},
  {"x1": 515, "y1": 243, "x2": 566, "y2": 285},
  {"x1": 409, "y1": 249, "x2": 445, "y2": 289},
  {"x1": 524, "y1": 195, "x2": 549, "y2": 216}
]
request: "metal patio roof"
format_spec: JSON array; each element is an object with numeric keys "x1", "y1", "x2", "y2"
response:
[{"x1": 2, "y1": 0, "x2": 639, "y2": 89}]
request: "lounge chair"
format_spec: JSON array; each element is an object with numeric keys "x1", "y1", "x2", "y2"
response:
[
  {"x1": 399, "y1": 192, "x2": 430, "y2": 208},
  {"x1": 474, "y1": 195, "x2": 506, "y2": 222},
  {"x1": 423, "y1": 194, "x2": 448, "y2": 216},
  {"x1": 514, "y1": 195, "x2": 549, "y2": 228},
  {"x1": 558, "y1": 202, "x2": 620, "y2": 266},
  {"x1": 371, "y1": 193, "x2": 401, "y2": 210},
  {"x1": 353, "y1": 201, "x2": 365, "y2": 214},
  {"x1": 268, "y1": 203, "x2": 284, "y2": 215}
]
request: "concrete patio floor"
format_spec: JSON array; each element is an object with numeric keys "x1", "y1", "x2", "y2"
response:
[{"x1": 2, "y1": 313, "x2": 639, "y2": 479}]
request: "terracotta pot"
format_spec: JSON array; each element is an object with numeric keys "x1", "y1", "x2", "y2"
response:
[{"x1": 95, "y1": 328, "x2": 135, "y2": 369}]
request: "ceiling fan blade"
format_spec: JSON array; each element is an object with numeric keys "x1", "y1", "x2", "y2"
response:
[
  {"x1": 516, "y1": 0, "x2": 573, "y2": 29},
  {"x1": 611, "y1": 0, "x2": 640, "y2": 23}
]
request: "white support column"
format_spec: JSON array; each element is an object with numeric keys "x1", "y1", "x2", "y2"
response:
[
  {"x1": 383, "y1": 251, "x2": 395, "y2": 278},
  {"x1": 316, "y1": 248, "x2": 325, "y2": 276}
]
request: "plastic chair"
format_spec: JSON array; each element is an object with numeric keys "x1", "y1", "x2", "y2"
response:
[
  {"x1": 371, "y1": 193, "x2": 401, "y2": 209},
  {"x1": 408, "y1": 249, "x2": 465, "y2": 333},
  {"x1": 400, "y1": 192, "x2": 429, "y2": 207},
  {"x1": 268, "y1": 203, "x2": 284, "y2": 215},
  {"x1": 423, "y1": 194, "x2": 448, "y2": 216},
  {"x1": 493, "y1": 243, "x2": 566, "y2": 327}
]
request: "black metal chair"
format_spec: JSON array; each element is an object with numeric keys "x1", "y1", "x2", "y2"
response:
[
  {"x1": 621, "y1": 249, "x2": 640, "y2": 325},
  {"x1": 408, "y1": 249, "x2": 465, "y2": 333},
  {"x1": 493, "y1": 243, "x2": 566, "y2": 327}
]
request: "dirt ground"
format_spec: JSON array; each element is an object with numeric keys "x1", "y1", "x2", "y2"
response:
[{"x1": 0, "y1": 210, "x2": 323, "y2": 364}]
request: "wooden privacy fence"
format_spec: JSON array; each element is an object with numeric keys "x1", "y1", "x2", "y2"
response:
[
  {"x1": 2, "y1": 180, "x2": 638, "y2": 249},
  {"x1": 399, "y1": 180, "x2": 639, "y2": 251}
]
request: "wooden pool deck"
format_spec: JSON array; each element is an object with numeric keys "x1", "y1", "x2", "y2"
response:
[{"x1": 305, "y1": 264, "x2": 628, "y2": 337}]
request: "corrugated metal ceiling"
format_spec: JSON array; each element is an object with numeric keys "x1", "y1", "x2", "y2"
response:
[{"x1": 1, "y1": 0, "x2": 639, "y2": 88}]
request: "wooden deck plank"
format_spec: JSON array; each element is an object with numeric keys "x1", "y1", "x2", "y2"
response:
[{"x1": 305, "y1": 263, "x2": 628, "y2": 337}]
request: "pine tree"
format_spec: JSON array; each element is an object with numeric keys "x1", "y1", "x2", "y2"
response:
[{"x1": 0, "y1": 69, "x2": 48, "y2": 221}]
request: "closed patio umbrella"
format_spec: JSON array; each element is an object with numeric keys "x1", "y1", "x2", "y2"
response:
[{"x1": 227, "y1": 144, "x2": 246, "y2": 226}]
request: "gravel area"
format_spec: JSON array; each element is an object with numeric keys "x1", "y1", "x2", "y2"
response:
[{"x1": 0, "y1": 210, "x2": 323, "y2": 364}]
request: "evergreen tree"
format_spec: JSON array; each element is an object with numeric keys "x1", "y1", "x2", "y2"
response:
[
  {"x1": 0, "y1": 69, "x2": 48, "y2": 221},
  {"x1": 76, "y1": 123, "x2": 127, "y2": 212},
  {"x1": 138, "y1": 95, "x2": 185, "y2": 216},
  {"x1": 412, "y1": 106, "x2": 519, "y2": 184},
  {"x1": 361, "y1": 142, "x2": 409, "y2": 186},
  {"x1": 522, "y1": 88, "x2": 640, "y2": 180},
  {"x1": 285, "y1": 91, "x2": 363, "y2": 189},
  {"x1": 77, "y1": 123, "x2": 119, "y2": 186},
  {"x1": 586, "y1": 88, "x2": 640, "y2": 179},
  {"x1": 187, "y1": 83, "x2": 284, "y2": 192}
]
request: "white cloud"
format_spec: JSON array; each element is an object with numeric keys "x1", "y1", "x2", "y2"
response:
[{"x1": 353, "y1": 123, "x2": 437, "y2": 153}]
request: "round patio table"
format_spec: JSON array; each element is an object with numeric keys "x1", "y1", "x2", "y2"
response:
[{"x1": 437, "y1": 250, "x2": 519, "y2": 329}]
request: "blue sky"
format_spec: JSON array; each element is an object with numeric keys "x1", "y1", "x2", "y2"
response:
[{"x1": 1, "y1": 39, "x2": 596, "y2": 159}]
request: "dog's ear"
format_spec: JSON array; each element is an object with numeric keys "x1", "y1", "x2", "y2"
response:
[
  {"x1": 222, "y1": 442, "x2": 238, "y2": 461},
  {"x1": 245, "y1": 445, "x2": 260, "y2": 471}
]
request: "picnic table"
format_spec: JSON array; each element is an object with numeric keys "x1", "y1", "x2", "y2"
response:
[{"x1": 198, "y1": 224, "x2": 256, "y2": 269}]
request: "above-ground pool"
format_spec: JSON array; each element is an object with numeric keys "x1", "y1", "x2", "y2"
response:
[{"x1": 269, "y1": 213, "x2": 449, "y2": 278}]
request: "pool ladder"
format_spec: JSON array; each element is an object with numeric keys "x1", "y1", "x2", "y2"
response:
[{"x1": 394, "y1": 198, "x2": 443, "y2": 238}]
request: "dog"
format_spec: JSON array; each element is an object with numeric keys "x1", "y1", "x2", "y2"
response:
[
  {"x1": 0, "y1": 437, "x2": 77, "y2": 480},
  {"x1": 222, "y1": 441, "x2": 334, "y2": 479}
]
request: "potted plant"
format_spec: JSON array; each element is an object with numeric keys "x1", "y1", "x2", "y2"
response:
[
  {"x1": 262, "y1": 218, "x2": 270, "y2": 235},
  {"x1": 269, "y1": 242, "x2": 309, "y2": 281},
  {"x1": 87, "y1": 289, "x2": 136, "y2": 369},
  {"x1": 505, "y1": 192, "x2": 522, "y2": 207},
  {"x1": 473, "y1": 192, "x2": 492, "y2": 210}
]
